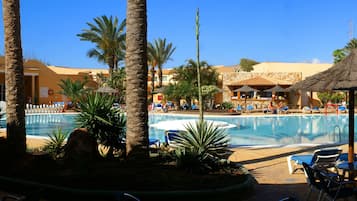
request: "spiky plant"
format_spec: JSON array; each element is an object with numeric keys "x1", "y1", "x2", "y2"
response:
[
  {"x1": 43, "y1": 128, "x2": 68, "y2": 159},
  {"x1": 76, "y1": 92, "x2": 126, "y2": 158},
  {"x1": 173, "y1": 120, "x2": 230, "y2": 173}
]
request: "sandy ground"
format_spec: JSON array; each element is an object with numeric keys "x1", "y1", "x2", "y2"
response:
[{"x1": 229, "y1": 144, "x2": 357, "y2": 201}]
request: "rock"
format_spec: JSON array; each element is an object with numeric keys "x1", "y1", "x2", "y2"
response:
[{"x1": 64, "y1": 128, "x2": 99, "y2": 165}]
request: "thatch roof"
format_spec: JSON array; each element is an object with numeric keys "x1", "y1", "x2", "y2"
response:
[
  {"x1": 264, "y1": 85, "x2": 288, "y2": 92},
  {"x1": 233, "y1": 85, "x2": 259, "y2": 92},
  {"x1": 290, "y1": 49, "x2": 357, "y2": 91},
  {"x1": 228, "y1": 76, "x2": 291, "y2": 86}
]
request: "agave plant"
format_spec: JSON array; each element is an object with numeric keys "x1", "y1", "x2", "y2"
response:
[
  {"x1": 43, "y1": 128, "x2": 68, "y2": 160},
  {"x1": 76, "y1": 92, "x2": 126, "y2": 158},
  {"x1": 173, "y1": 120, "x2": 230, "y2": 173}
]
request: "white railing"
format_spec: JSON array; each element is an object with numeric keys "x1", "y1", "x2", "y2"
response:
[{"x1": 25, "y1": 103, "x2": 64, "y2": 114}]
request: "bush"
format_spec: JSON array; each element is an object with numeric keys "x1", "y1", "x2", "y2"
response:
[
  {"x1": 172, "y1": 120, "x2": 230, "y2": 173},
  {"x1": 76, "y1": 92, "x2": 126, "y2": 158},
  {"x1": 317, "y1": 92, "x2": 345, "y2": 105},
  {"x1": 43, "y1": 128, "x2": 68, "y2": 160},
  {"x1": 221, "y1": 101, "x2": 234, "y2": 110}
]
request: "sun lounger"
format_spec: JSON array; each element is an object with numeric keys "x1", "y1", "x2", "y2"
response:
[
  {"x1": 302, "y1": 106, "x2": 312, "y2": 113},
  {"x1": 287, "y1": 147, "x2": 342, "y2": 174},
  {"x1": 164, "y1": 130, "x2": 180, "y2": 146},
  {"x1": 149, "y1": 138, "x2": 160, "y2": 148},
  {"x1": 338, "y1": 105, "x2": 347, "y2": 113},
  {"x1": 279, "y1": 106, "x2": 289, "y2": 114},
  {"x1": 312, "y1": 106, "x2": 321, "y2": 113}
]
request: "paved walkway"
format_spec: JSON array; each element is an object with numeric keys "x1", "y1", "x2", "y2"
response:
[{"x1": 229, "y1": 144, "x2": 356, "y2": 201}]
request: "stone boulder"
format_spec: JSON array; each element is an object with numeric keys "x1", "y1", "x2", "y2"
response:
[{"x1": 64, "y1": 128, "x2": 99, "y2": 165}]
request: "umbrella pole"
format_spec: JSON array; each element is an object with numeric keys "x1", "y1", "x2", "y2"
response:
[
  {"x1": 245, "y1": 96, "x2": 247, "y2": 112},
  {"x1": 348, "y1": 89, "x2": 355, "y2": 164}
]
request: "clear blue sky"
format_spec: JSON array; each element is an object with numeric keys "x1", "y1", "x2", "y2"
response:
[{"x1": 0, "y1": 0, "x2": 357, "y2": 69}]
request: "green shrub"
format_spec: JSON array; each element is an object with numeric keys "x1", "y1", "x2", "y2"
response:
[
  {"x1": 76, "y1": 92, "x2": 126, "y2": 158},
  {"x1": 43, "y1": 128, "x2": 68, "y2": 159},
  {"x1": 172, "y1": 120, "x2": 230, "y2": 173},
  {"x1": 317, "y1": 92, "x2": 345, "y2": 105},
  {"x1": 221, "y1": 101, "x2": 234, "y2": 110}
]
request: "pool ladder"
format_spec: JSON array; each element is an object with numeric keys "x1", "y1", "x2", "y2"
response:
[{"x1": 333, "y1": 125, "x2": 342, "y2": 143}]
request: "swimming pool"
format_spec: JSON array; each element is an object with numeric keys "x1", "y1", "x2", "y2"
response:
[{"x1": 1, "y1": 113, "x2": 354, "y2": 146}]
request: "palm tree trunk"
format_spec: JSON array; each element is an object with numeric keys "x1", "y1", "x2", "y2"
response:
[
  {"x1": 150, "y1": 66, "x2": 155, "y2": 103},
  {"x1": 3, "y1": 0, "x2": 26, "y2": 156},
  {"x1": 158, "y1": 65, "x2": 163, "y2": 88},
  {"x1": 125, "y1": 0, "x2": 149, "y2": 159}
]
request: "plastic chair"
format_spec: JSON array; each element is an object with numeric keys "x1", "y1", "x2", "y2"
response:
[
  {"x1": 302, "y1": 162, "x2": 325, "y2": 201},
  {"x1": 316, "y1": 169, "x2": 356, "y2": 201},
  {"x1": 246, "y1": 105, "x2": 254, "y2": 112},
  {"x1": 236, "y1": 105, "x2": 242, "y2": 113},
  {"x1": 287, "y1": 148, "x2": 342, "y2": 174}
]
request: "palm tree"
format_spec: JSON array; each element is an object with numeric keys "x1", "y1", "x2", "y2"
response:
[
  {"x1": 58, "y1": 78, "x2": 88, "y2": 108},
  {"x1": 333, "y1": 38, "x2": 357, "y2": 63},
  {"x1": 147, "y1": 38, "x2": 176, "y2": 88},
  {"x1": 2, "y1": 0, "x2": 26, "y2": 156},
  {"x1": 77, "y1": 16, "x2": 126, "y2": 76},
  {"x1": 333, "y1": 49, "x2": 346, "y2": 64},
  {"x1": 125, "y1": 0, "x2": 149, "y2": 159},
  {"x1": 171, "y1": 59, "x2": 218, "y2": 109}
]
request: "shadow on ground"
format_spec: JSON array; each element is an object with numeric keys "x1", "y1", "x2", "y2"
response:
[{"x1": 238, "y1": 143, "x2": 344, "y2": 165}]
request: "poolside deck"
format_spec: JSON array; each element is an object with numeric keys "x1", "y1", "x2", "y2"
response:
[{"x1": 230, "y1": 143, "x2": 357, "y2": 200}]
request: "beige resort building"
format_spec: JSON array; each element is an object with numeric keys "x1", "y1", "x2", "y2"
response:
[
  {"x1": 0, "y1": 57, "x2": 334, "y2": 108},
  {"x1": 221, "y1": 62, "x2": 332, "y2": 109}
]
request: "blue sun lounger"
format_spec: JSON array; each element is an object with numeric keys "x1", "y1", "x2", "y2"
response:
[
  {"x1": 149, "y1": 138, "x2": 160, "y2": 148},
  {"x1": 287, "y1": 147, "x2": 342, "y2": 174}
]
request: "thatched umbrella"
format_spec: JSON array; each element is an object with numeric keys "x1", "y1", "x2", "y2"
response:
[
  {"x1": 233, "y1": 85, "x2": 259, "y2": 111},
  {"x1": 290, "y1": 49, "x2": 357, "y2": 165},
  {"x1": 264, "y1": 85, "x2": 288, "y2": 92}
]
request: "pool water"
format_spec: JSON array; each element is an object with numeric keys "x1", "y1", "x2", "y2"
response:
[
  {"x1": 0, "y1": 113, "x2": 354, "y2": 146},
  {"x1": 149, "y1": 114, "x2": 353, "y2": 145}
]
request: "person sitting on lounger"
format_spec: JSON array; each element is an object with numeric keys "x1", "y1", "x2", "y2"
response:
[
  {"x1": 278, "y1": 102, "x2": 288, "y2": 114},
  {"x1": 267, "y1": 101, "x2": 277, "y2": 114}
]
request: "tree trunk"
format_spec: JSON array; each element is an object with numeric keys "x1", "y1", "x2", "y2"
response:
[
  {"x1": 3, "y1": 0, "x2": 26, "y2": 156},
  {"x1": 125, "y1": 0, "x2": 149, "y2": 159},
  {"x1": 150, "y1": 66, "x2": 155, "y2": 103},
  {"x1": 158, "y1": 65, "x2": 162, "y2": 88}
]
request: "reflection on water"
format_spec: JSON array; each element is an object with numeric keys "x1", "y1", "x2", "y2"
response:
[{"x1": 0, "y1": 114, "x2": 78, "y2": 136}]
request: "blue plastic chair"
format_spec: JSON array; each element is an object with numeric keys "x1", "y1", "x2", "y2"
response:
[
  {"x1": 246, "y1": 105, "x2": 254, "y2": 112},
  {"x1": 236, "y1": 105, "x2": 242, "y2": 113}
]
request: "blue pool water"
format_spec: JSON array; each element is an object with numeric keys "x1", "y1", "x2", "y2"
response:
[{"x1": 1, "y1": 113, "x2": 354, "y2": 146}]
